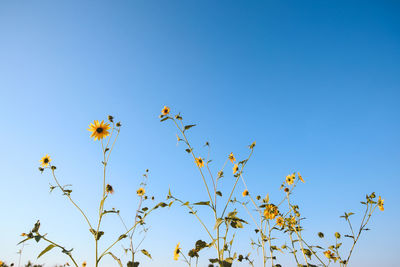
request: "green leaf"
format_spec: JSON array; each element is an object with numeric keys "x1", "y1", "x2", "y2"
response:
[
  {"x1": 17, "y1": 237, "x2": 32, "y2": 245},
  {"x1": 193, "y1": 201, "x2": 210, "y2": 206},
  {"x1": 141, "y1": 249, "x2": 152, "y2": 259},
  {"x1": 183, "y1": 124, "x2": 196, "y2": 131},
  {"x1": 34, "y1": 235, "x2": 42, "y2": 243},
  {"x1": 160, "y1": 117, "x2": 169, "y2": 122},
  {"x1": 106, "y1": 252, "x2": 123, "y2": 267},
  {"x1": 37, "y1": 244, "x2": 55, "y2": 259}
]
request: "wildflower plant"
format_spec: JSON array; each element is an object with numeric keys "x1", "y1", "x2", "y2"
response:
[
  {"x1": 239, "y1": 167, "x2": 385, "y2": 266},
  {"x1": 19, "y1": 116, "x2": 170, "y2": 266},
  {"x1": 161, "y1": 107, "x2": 384, "y2": 267},
  {"x1": 161, "y1": 107, "x2": 254, "y2": 267}
]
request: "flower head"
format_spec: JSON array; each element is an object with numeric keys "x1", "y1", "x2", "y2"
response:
[
  {"x1": 242, "y1": 189, "x2": 249, "y2": 197},
  {"x1": 88, "y1": 120, "x2": 111, "y2": 141},
  {"x1": 106, "y1": 184, "x2": 114, "y2": 194},
  {"x1": 162, "y1": 106, "x2": 170, "y2": 115},
  {"x1": 276, "y1": 216, "x2": 284, "y2": 227},
  {"x1": 324, "y1": 250, "x2": 333, "y2": 259},
  {"x1": 228, "y1": 152, "x2": 236, "y2": 163},
  {"x1": 287, "y1": 216, "x2": 296, "y2": 229},
  {"x1": 40, "y1": 154, "x2": 51, "y2": 167},
  {"x1": 298, "y1": 172, "x2": 305, "y2": 183},
  {"x1": 173, "y1": 243, "x2": 181, "y2": 261},
  {"x1": 137, "y1": 187, "x2": 145, "y2": 196},
  {"x1": 378, "y1": 196, "x2": 384, "y2": 211},
  {"x1": 264, "y1": 204, "x2": 279, "y2": 220},
  {"x1": 82, "y1": 262, "x2": 87, "y2": 267},
  {"x1": 195, "y1": 157, "x2": 204, "y2": 168},
  {"x1": 286, "y1": 173, "x2": 295, "y2": 185},
  {"x1": 233, "y1": 164, "x2": 239, "y2": 174}
]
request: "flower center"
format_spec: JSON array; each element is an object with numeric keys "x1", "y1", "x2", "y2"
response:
[
  {"x1": 96, "y1": 127, "x2": 103, "y2": 133},
  {"x1": 44, "y1": 158, "x2": 49, "y2": 163}
]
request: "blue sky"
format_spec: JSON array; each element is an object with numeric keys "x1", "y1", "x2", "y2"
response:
[{"x1": 0, "y1": 0, "x2": 399, "y2": 266}]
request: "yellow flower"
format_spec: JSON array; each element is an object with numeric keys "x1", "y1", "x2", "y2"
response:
[
  {"x1": 137, "y1": 187, "x2": 145, "y2": 196},
  {"x1": 228, "y1": 152, "x2": 236, "y2": 163},
  {"x1": 287, "y1": 216, "x2": 296, "y2": 229},
  {"x1": 0, "y1": 261, "x2": 3, "y2": 266},
  {"x1": 195, "y1": 157, "x2": 204, "y2": 168},
  {"x1": 87, "y1": 120, "x2": 111, "y2": 141},
  {"x1": 298, "y1": 172, "x2": 305, "y2": 183},
  {"x1": 106, "y1": 184, "x2": 114, "y2": 194},
  {"x1": 242, "y1": 189, "x2": 249, "y2": 197},
  {"x1": 162, "y1": 106, "x2": 170, "y2": 115},
  {"x1": 82, "y1": 262, "x2": 87, "y2": 267},
  {"x1": 286, "y1": 173, "x2": 295, "y2": 185},
  {"x1": 324, "y1": 250, "x2": 333, "y2": 259},
  {"x1": 233, "y1": 164, "x2": 239, "y2": 174},
  {"x1": 276, "y1": 216, "x2": 284, "y2": 227},
  {"x1": 173, "y1": 243, "x2": 180, "y2": 261},
  {"x1": 40, "y1": 154, "x2": 51, "y2": 167},
  {"x1": 378, "y1": 196, "x2": 384, "y2": 211},
  {"x1": 264, "y1": 204, "x2": 279, "y2": 220},
  {"x1": 21, "y1": 233, "x2": 27, "y2": 236}
]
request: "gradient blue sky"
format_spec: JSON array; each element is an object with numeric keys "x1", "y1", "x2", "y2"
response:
[{"x1": 0, "y1": 1, "x2": 399, "y2": 266}]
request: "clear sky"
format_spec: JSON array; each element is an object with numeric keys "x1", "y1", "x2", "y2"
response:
[{"x1": 0, "y1": 0, "x2": 399, "y2": 266}]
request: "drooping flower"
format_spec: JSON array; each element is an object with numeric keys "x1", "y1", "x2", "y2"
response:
[
  {"x1": 195, "y1": 157, "x2": 204, "y2": 168},
  {"x1": 286, "y1": 173, "x2": 295, "y2": 185},
  {"x1": 228, "y1": 152, "x2": 236, "y2": 163},
  {"x1": 40, "y1": 154, "x2": 51, "y2": 167},
  {"x1": 378, "y1": 196, "x2": 384, "y2": 211},
  {"x1": 242, "y1": 189, "x2": 249, "y2": 197},
  {"x1": 137, "y1": 187, "x2": 145, "y2": 196},
  {"x1": 87, "y1": 120, "x2": 111, "y2": 141},
  {"x1": 173, "y1": 243, "x2": 181, "y2": 261},
  {"x1": 298, "y1": 172, "x2": 305, "y2": 183},
  {"x1": 162, "y1": 106, "x2": 170, "y2": 115},
  {"x1": 264, "y1": 204, "x2": 279, "y2": 220},
  {"x1": 106, "y1": 184, "x2": 114, "y2": 194},
  {"x1": 233, "y1": 164, "x2": 239, "y2": 174}
]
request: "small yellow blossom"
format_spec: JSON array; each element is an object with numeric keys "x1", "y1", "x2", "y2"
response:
[
  {"x1": 264, "y1": 204, "x2": 279, "y2": 220},
  {"x1": 106, "y1": 184, "x2": 114, "y2": 194},
  {"x1": 286, "y1": 173, "x2": 295, "y2": 185},
  {"x1": 82, "y1": 262, "x2": 87, "y2": 267},
  {"x1": 378, "y1": 196, "x2": 384, "y2": 211},
  {"x1": 40, "y1": 154, "x2": 51, "y2": 167},
  {"x1": 87, "y1": 120, "x2": 111, "y2": 141},
  {"x1": 276, "y1": 216, "x2": 284, "y2": 227},
  {"x1": 0, "y1": 261, "x2": 3, "y2": 266},
  {"x1": 162, "y1": 106, "x2": 170, "y2": 115},
  {"x1": 21, "y1": 233, "x2": 27, "y2": 236},
  {"x1": 288, "y1": 216, "x2": 296, "y2": 228},
  {"x1": 195, "y1": 157, "x2": 204, "y2": 168},
  {"x1": 173, "y1": 243, "x2": 181, "y2": 261},
  {"x1": 137, "y1": 187, "x2": 145, "y2": 196},
  {"x1": 228, "y1": 152, "x2": 236, "y2": 163},
  {"x1": 298, "y1": 172, "x2": 305, "y2": 183},
  {"x1": 324, "y1": 250, "x2": 333, "y2": 259},
  {"x1": 233, "y1": 164, "x2": 239, "y2": 174},
  {"x1": 242, "y1": 189, "x2": 249, "y2": 197}
]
